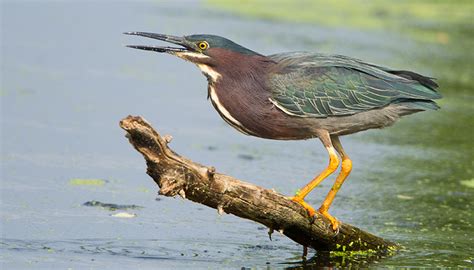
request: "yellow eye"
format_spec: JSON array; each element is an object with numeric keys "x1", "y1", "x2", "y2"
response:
[{"x1": 198, "y1": 41, "x2": 209, "y2": 50}]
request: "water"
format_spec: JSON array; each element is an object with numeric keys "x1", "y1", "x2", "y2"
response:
[{"x1": 1, "y1": 1, "x2": 473, "y2": 269}]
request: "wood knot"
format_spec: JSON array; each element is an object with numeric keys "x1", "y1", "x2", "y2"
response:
[
  {"x1": 163, "y1": 134, "x2": 173, "y2": 144},
  {"x1": 207, "y1": 166, "x2": 216, "y2": 179},
  {"x1": 217, "y1": 204, "x2": 225, "y2": 215},
  {"x1": 178, "y1": 189, "x2": 186, "y2": 199},
  {"x1": 268, "y1": 228, "x2": 274, "y2": 241}
]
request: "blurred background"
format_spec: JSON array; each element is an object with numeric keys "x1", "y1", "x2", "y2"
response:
[{"x1": 1, "y1": 0, "x2": 473, "y2": 269}]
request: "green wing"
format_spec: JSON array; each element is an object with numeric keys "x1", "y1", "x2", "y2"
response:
[{"x1": 268, "y1": 53, "x2": 441, "y2": 118}]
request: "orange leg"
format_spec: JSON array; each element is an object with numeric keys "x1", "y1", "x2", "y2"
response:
[
  {"x1": 318, "y1": 136, "x2": 352, "y2": 231},
  {"x1": 291, "y1": 133, "x2": 340, "y2": 218}
]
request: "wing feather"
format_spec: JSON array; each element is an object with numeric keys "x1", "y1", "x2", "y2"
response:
[{"x1": 269, "y1": 53, "x2": 441, "y2": 118}]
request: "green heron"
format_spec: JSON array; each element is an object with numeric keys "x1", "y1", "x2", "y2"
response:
[{"x1": 125, "y1": 32, "x2": 441, "y2": 231}]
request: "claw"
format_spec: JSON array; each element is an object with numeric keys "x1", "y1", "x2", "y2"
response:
[
  {"x1": 290, "y1": 196, "x2": 341, "y2": 232},
  {"x1": 319, "y1": 209, "x2": 340, "y2": 231},
  {"x1": 290, "y1": 196, "x2": 316, "y2": 218}
]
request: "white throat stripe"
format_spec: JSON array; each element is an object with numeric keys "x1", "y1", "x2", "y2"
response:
[
  {"x1": 197, "y1": 64, "x2": 221, "y2": 82},
  {"x1": 208, "y1": 85, "x2": 252, "y2": 136}
]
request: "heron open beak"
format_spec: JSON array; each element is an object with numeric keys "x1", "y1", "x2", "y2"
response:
[{"x1": 124, "y1": 32, "x2": 194, "y2": 54}]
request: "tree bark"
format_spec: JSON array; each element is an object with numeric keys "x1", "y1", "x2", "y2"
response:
[{"x1": 120, "y1": 115, "x2": 399, "y2": 252}]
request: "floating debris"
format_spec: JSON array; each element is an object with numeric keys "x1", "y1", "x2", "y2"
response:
[
  {"x1": 206, "y1": 145, "x2": 218, "y2": 151},
  {"x1": 111, "y1": 212, "x2": 137, "y2": 218},
  {"x1": 83, "y1": 200, "x2": 143, "y2": 211},
  {"x1": 237, "y1": 154, "x2": 255, "y2": 160},
  {"x1": 396, "y1": 194, "x2": 414, "y2": 200}
]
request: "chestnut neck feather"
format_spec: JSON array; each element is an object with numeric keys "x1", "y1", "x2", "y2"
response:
[{"x1": 206, "y1": 49, "x2": 298, "y2": 138}]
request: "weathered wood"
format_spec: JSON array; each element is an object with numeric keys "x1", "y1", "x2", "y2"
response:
[{"x1": 120, "y1": 115, "x2": 399, "y2": 252}]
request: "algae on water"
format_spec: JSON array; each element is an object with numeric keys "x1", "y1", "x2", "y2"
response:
[{"x1": 69, "y1": 178, "x2": 106, "y2": 186}]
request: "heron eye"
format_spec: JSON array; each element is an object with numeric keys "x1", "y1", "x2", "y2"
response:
[{"x1": 198, "y1": 41, "x2": 209, "y2": 50}]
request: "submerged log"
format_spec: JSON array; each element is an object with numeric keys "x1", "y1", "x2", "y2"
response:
[{"x1": 120, "y1": 115, "x2": 399, "y2": 252}]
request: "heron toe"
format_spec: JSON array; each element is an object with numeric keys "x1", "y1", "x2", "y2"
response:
[
  {"x1": 290, "y1": 197, "x2": 316, "y2": 217},
  {"x1": 319, "y1": 209, "x2": 340, "y2": 231}
]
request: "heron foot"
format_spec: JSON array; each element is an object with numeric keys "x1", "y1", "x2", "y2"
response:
[
  {"x1": 290, "y1": 196, "x2": 316, "y2": 217},
  {"x1": 318, "y1": 209, "x2": 340, "y2": 231},
  {"x1": 290, "y1": 197, "x2": 340, "y2": 232}
]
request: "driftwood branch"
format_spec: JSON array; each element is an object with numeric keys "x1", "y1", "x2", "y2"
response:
[{"x1": 120, "y1": 115, "x2": 399, "y2": 252}]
